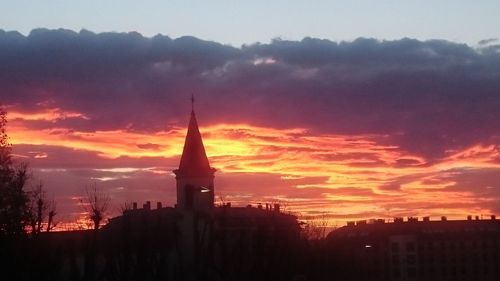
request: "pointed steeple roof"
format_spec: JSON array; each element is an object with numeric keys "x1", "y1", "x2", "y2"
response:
[{"x1": 174, "y1": 110, "x2": 214, "y2": 177}]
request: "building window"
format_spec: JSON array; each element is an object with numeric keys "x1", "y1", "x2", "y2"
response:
[
  {"x1": 392, "y1": 267, "x2": 401, "y2": 278},
  {"x1": 406, "y1": 242, "x2": 416, "y2": 252},
  {"x1": 406, "y1": 254, "x2": 416, "y2": 264},
  {"x1": 392, "y1": 242, "x2": 399, "y2": 252},
  {"x1": 407, "y1": 267, "x2": 417, "y2": 278}
]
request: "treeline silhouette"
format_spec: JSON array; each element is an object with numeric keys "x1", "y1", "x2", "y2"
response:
[{"x1": 0, "y1": 108, "x2": 59, "y2": 236}]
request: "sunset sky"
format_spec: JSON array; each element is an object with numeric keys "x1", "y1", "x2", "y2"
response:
[{"x1": 1, "y1": 1, "x2": 500, "y2": 227}]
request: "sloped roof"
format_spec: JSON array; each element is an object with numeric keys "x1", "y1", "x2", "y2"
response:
[{"x1": 174, "y1": 111, "x2": 214, "y2": 177}]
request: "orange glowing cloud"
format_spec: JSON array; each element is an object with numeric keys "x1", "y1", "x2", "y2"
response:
[
  {"x1": 9, "y1": 108, "x2": 90, "y2": 122},
  {"x1": 8, "y1": 108, "x2": 500, "y2": 227}
]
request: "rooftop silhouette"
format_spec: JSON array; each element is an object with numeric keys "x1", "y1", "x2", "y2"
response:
[{"x1": 174, "y1": 109, "x2": 215, "y2": 178}]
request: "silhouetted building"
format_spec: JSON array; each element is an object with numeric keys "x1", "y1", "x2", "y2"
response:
[
  {"x1": 173, "y1": 108, "x2": 216, "y2": 211},
  {"x1": 326, "y1": 216, "x2": 500, "y2": 281},
  {"x1": 97, "y1": 105, "x2": 301, "y2": 281}
]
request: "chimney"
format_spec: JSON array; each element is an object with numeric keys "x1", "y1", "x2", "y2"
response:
[
  {"x1": 227, "y1": 202, "x2": 231, "y2": 207},
  {"x1": 441, "y1": 216, "x2": 447, "y2": 221},
  {"x1": 492, "y1": 215, "x2": 496, "y2": 220},
  {"x1": 394, "y1": 217, "x2": 404, "y2": 223},
  {"x1": 258, "y1": 203, "x2": 263, "y2": 209},
  {"x1": 356, "y1": 220, "x2": 367, "y2": 225},
  {"x1": 132, "y1": 202, "x2": 137, "y2": 210},
  {"x1": 274, "y1": 203, "x2": 281, "y2": 212},
  {"x1": 467, "y1": 215, "x2": 472, "y2": 220},
  {"x1": 475, "y1": 215, "x2": 480, "y2": 220},
  {"x1": 423, "y1": 216, "x2": 430, "y2": 222},
  {"x1": 157, "y1": 202, "x2": 162, "y2": 209},
  {"x1": 144, "y1": 201, "x2": 151, "y2": 210}
]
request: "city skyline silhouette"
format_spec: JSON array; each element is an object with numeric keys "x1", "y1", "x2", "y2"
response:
[{"x1": 2, "y1": 2, "x2": 500, "y2": 280}]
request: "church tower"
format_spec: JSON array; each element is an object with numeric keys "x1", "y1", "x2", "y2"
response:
[{"x1": 173, "y1": 101, "x2": 216, "y2": 211}]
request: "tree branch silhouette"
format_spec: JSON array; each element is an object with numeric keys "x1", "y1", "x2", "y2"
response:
[{"x1": 80, "y1": 183, "x2": 110, "y2": 230}]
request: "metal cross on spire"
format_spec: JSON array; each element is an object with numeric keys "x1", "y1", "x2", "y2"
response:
[{"x1": 191, "y1": 94, "x2": 195, "y2": 112}]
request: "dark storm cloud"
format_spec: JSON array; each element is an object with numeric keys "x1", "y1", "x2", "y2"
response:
[{"x1": 2, "y1": 29, "x2": 500, "y2": 159}]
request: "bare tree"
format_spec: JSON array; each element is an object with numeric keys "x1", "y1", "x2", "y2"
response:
[
  {"x1": 216, "y1": 193, "x2": 227, "y2": 207},
  {"x1": 118, "y1": 201, "x2": 133, "y2": 215},
  {"x1": 81, "y1": 183, "x2": 110, "y2": 230},
  {"x1": 46, "y1": 198, "x2": 57, "y2": 232},
  {"x1": 27, "y1": 182, "x2": 59, "y2": 234},
  {"x1": 300, "y1": 213, "x2": 330, "y2": 240},
  {"x1": 28, "y1": 182, "x2": 48, "y2": 235}
]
